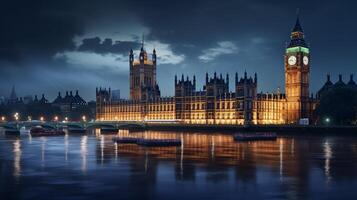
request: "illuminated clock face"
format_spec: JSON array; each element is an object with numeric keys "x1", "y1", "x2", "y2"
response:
[
  {"x1": 288, "y1": 56, "x2": 297, "y2": 65},
  {"x1": 303, "y1": 56, "x2": 309, "y2": 65},
  {"x1": 140, "y1": 56, "x2": 143, "y2": 60}
]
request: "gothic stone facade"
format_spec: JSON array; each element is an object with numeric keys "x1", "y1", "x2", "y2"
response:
[{"x1": 96, "y1": 17, "x2": 317, "y2": 125}]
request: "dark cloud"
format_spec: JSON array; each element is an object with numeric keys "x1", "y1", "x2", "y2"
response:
[
  {"x1": 78, "y1": 37, "x2": 140, "y2": 54},
  {"x1": 0, "y1": 1, "x2": 85, "y2": 62},
  {"x1": 0, "y1": 0, "x2": 356, "y2": 100}
]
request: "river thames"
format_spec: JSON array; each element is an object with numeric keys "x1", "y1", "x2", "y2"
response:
[{"x1": 1, "y1": 130, "x2": 357, "y2": 200}]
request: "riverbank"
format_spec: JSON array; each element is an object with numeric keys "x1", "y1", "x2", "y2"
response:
[{"x1": 144, "y1": 123, "x2": 357, "y2": 135}]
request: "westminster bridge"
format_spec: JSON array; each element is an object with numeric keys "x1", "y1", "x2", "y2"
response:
[
  {"x1": 1, "y1": 120, "x2": 357, "y2": 135},
  {"x1": 0, "y1": 120, "x2": 145, "y2": 131}
]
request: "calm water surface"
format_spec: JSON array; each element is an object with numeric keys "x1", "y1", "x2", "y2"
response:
[{"x1": 1, "y1": 130, "x2": 357, "y2": 200}]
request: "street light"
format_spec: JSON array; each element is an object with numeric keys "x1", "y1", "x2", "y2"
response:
[
  {"x1": 82, "y1": 115, "x2": 86, "y2": 122},
  {"x1": 54, "y1": 116, "x2": 59, "y2": 121},
  {"x1": 1, "y1": 116, "x2": 5, "y2": 121},
  {"x1": 325, "y1": 117, "x2": 330, "y2": 125},
  {"x1": 64, "y1": 117, "x2": 68, "y2": 122},
  {"x1": 40, "y1": 116, "x2": 44, "y2": 121},
  {"x1": 28, "y1": 116, "x2": 32, "y2": 121},
  {"x1": 14, "y1": 112, "x2": 19, "y2": 121}
]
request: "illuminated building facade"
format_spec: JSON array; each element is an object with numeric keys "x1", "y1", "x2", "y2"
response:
[{"x1": 96, "y1": 17, "x2": 317, "y2": 124}]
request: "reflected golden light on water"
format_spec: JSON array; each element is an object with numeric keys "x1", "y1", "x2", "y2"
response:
[
  {"x1": 279, "y1": 138, "x2": 283, "y2": 180},
  {"x1": 111, "y1": 130, "x2": 286, "y2": 166},
  {"x1": 100, "y1": 135, "x2": 104, "y2": 165},
  {"x1": 13, "y1": 139, "x2": 21, "y2": 179},
  {"x1": 114, "y1": 142, "x2": 118, "y2": 162},
  {"x1": 211, "y1": 136, "x2": 215, "y2": 159}
]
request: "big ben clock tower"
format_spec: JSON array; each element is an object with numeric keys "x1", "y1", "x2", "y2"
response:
[{"x1": 285, "y1": 16, "x2": 310, "y2": 123}]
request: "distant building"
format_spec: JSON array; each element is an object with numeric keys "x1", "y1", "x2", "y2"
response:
[
  {"x1": 23, "y1": 95, "x2": 33, "y2": 104},
  {"x1": 317, "y1": 74, "x2": 357, "y2": 98},
  {"x1": 111, "y1": 89, "x2": 121, "y2": 101},
  {"x1": 96, "y1": 16, "x2": 319, "y2": 124},
  {"x1": 8, "y1": 85, "x2": 17, "y2": 104},
  {"x1": 52, "y1": 90, "x2": 87, "y2": 114},
  {"x1": 129, "y1": 41, "x2": 160, "y2": 101},
  {"x1": 0, "y1": 96, "x2": 5, "y2": 105},
  {"x1": 0, "y1": 89, "x2": 93, "y2": 121}
]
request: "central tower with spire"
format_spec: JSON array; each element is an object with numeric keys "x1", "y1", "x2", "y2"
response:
[
  {"x1": 284, "y1": 14, "x2": 311, "y2": 123},
  {"x1": 129, "y1": 36, "x2": 160, "y2": 101}
]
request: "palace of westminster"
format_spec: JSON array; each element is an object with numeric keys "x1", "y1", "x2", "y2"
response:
[{"x1": 96, "y1": 17, "x2": 356, "y2": 125}]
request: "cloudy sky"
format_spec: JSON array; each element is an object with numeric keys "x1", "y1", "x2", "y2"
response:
[{"x1": 1, "y1": 0, "x2": 356, "y2": 101}]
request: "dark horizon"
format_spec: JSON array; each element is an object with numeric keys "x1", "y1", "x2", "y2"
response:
[{"x1": 1, "y1": 1, "x2": 357, "y2": 101}]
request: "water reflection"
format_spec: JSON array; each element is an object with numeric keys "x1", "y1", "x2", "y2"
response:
[
  {"x1": 80, "y1": 135, "x2": 88, "y2": 173},
  {"x1": 324, "y1": 140, "x2": 333, "y2": 183},
  {"x1": 41, "y1": 137, "x2": 46, "y2": 167},
  {"x1": 64, "y1": 134, "x2": 69, "y2": 162},
  {"x1": 13, "y1": 139, "x2": 21, "y2": 179},
  {"x1": 1, "y1": 131, "x2": 357, "y2": 200},
  {"x1": 279, "y1": 138, "x2": 283, "y2": 180}
]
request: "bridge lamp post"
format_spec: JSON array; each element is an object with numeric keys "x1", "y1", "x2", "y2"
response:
[
  {"x1": 1, "y1": 116, "x2": 5, "y2": 122},
  {"x1": 54, "y1": 116, "x2": 59, "y2": 129},
  {"x1": 82, "y1": 115, "x2": 86, "y2": 122},
  {"x1": 27, "y1": 116, "x2": 32, "y2": 121},
  {"x1": 40, "y1": 116, "x2": 44, "y2": 122},
  {"x1": 14, "y1": 113, "x2": 19, "y2": 129},
  {"x1": 14, "y1": 113, "x2": 19, "y2": 121}
]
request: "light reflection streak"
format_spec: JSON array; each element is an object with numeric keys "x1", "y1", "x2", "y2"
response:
[
  {"x1": 28, "y1": 134, "x2": 32, "y2": 144},
  {"x1": 80, "y1": 135, "x2": 88, "y2": 173},
  {"x1": 279, "y1": 138, "x2": 283, "y2": 180},
  {"x1": 41, "y1": 137, "x2": 46, "y2": 167},
  {"x1": 114, "y1": 142, "x2": 118, "y2": 162},
  {"x1": 100, "y1": 135, "x2": 104, "y2": 165},
  {"x1": 64, "y1": 134, "x2": 69, "y2": 162},
  {"x1": 211, "y1": 136, "x2": 215, "y2": 160},
  {"x1": 291, "y1": 138, "x2": 295, "y2": 155},
  {"x1": 324, "y1": 140, "x2": 332, "y2": 183},
  {"x1": 180, "y1": 133, "x2": 184, "y2": 174},
  {"x1": 13, "y1": 139, "x2": 21, "y2": 180}
]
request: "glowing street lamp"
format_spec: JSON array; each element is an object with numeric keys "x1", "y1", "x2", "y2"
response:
[
  {"x1": 54, "y1": 116, "x2": 59, "y2": 121},
  {"x1": 1, "y1": 116, "x2": 5, "y2": 121},
  {"x1": 40, "y1": 116, "x2": 44, "y2": 121},
  {"x1": 324, "y1": 117, "x2": 331, "y2": 125},
  {"x1": 14, "y1": 112, "x2": 19, "y2": 121},
  {"x1": 64, "y1": 117, "x2": 68, "y2": 122},
  {"x1": 82, "y1": 115, "x2": 86, "y2": 122},
  {"x1": 28, "y1": 116, "x2": 32, "y2": 121}
]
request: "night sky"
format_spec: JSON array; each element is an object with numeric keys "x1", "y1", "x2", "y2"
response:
[{"x1": 1, "y1": 0, "x2": 356, "y2": 101}]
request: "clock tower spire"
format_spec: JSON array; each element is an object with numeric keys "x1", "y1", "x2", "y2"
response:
[{"x1": 285, "y1": 14, "x2": 310, "y2": 123}]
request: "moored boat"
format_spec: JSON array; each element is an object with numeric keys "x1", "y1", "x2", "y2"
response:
[
  {"x1": 136, "y1": 138, "x2": 182, "y2": 147},
  {"x1": 100, "y1": 127, "x2": 119, "y2": 134},
  {"x1": 233, "y1": 132, "x2": 277, "y2": 142},
  {"x1": 112, "y1": 137, "x2": 139, "y2": 144}
]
